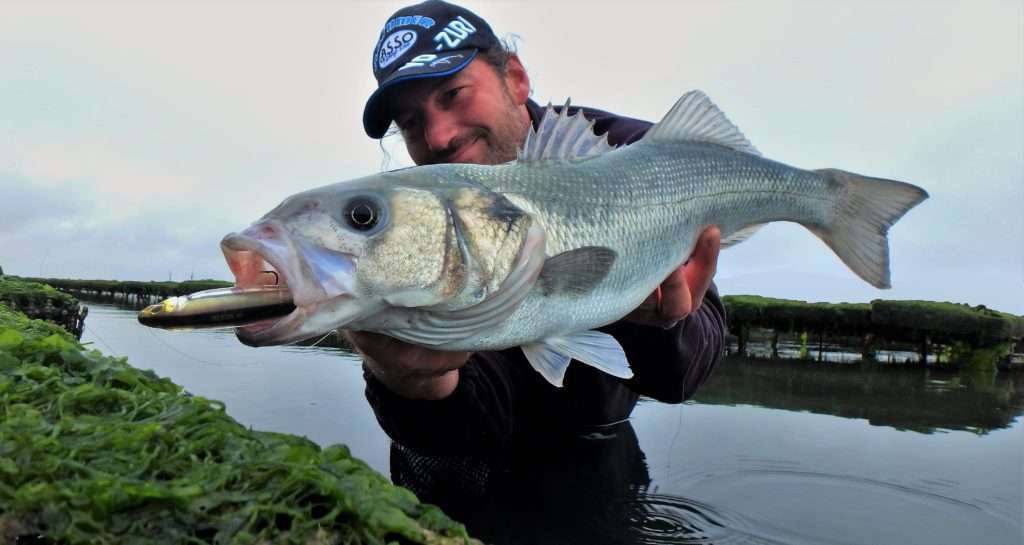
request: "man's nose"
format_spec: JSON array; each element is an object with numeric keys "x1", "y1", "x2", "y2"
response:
[{"x1": 422, "y1": 110, "x2": 459, "y2": 153}]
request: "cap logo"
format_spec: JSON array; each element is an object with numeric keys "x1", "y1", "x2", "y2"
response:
[
  {"x1": 433, "y1": 16, "x2": 477, "y2": 51},
  {"x1": 377, "y1": 30, "x2": 418, "y2": 69},
  {"x1": 396, "y1": 53, "x2": 465, "y2": 72},
  {"x1": 384, "y1": 15, "x2": 436, "y2": 33}
]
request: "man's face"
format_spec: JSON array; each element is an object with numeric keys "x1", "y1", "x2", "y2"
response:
[{"x1": 386, "y1": 56, "x2": 531, "y2": 166}]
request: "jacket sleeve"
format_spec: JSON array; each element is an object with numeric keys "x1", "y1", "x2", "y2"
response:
[
  {"x1": 604, "y1": 283, "x2": 727, "y2": 403},
  {"x1": 363, "y1": 351, "x2": 522, "y2": 456}
]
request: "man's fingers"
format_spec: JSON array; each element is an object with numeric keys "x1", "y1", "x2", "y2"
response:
[
  {"x1": 656, "y1": 266, "x2": 692, "y2": 322},
  {"x1": 682, "y1": 226, "x2": 721, "y2": 310}
]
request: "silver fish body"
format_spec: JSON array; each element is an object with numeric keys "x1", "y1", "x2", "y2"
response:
[
  {"x1": 396, "y1": 143, "x2": 843, "y2": 349},
  {"x1": 220, "y1": 91, "x2": 928, "y2": 385}
]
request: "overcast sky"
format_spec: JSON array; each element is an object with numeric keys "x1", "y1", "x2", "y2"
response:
[{"x1": 2, "y1": 1, "x2": 1021, "y2": 314}]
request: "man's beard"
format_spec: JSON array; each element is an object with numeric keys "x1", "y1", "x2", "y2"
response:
[{"x1": 426, "y1": 90, "x2": 528, "y2": 166}]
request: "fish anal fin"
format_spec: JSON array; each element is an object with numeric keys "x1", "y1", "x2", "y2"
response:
[{"x1": 721, "y1": 223, "x2": 765, "y2": 249}]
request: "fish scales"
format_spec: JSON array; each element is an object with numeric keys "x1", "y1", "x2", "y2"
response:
[{"x1": 380, "y1": 141, "x2": 837, "y2": 350}]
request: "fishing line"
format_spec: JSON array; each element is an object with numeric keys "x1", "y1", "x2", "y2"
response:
[
  {"x1": 83, "y1": 323, "x2": 120, "y2": 357},
  {"x1": 144, "y1": 326, "x2": 234, "y2": 367},
  {"x1": 307, "y1": 332, "x2": 334, "y2": 348},
  {"x1": 666, "y1": 402, "x2": 685, "y2": 474}
]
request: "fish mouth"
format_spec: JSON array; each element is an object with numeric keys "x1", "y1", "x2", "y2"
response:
[{"x1": 220, "y1": 219, "x2": 364, "y2": 346}]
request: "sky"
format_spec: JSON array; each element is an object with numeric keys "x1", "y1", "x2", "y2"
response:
[{"x1": 1, "y1": 0, "x2": 1022, "y2": 314}]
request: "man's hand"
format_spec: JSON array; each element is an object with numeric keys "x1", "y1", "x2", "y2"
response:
[
  {"x1": 625, "y1": 226, "x2": 721, "y2": 329},
  {"x1": 346, "y1": 331, "x2": 470, "y2": 401}
]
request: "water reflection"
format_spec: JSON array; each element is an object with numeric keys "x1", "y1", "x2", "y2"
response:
[
  {"x1": 692, "y1": 357, "x2": 1024, "y2": 434},
  {"x1": 390, "y1": 423, "x2": 842, "y2": 545},
  {"x1": 391, "y1": 421, "x2": 657, "y2": 545},
  {"x1": 390, "y1": 357, "x2": 1024, "y2": 544}
]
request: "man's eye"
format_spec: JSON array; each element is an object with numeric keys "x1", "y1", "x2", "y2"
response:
[{"x1": 443, "y1": 87, "x2": 464, "y2": 103}]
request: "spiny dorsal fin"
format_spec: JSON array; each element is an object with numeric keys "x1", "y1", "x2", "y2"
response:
[
  {"x1": 644, "y1": 90, "x2": 761, "y2": 156},
  {"x1": 518, "y1": 99, "x2": 617, "y2": 164}
]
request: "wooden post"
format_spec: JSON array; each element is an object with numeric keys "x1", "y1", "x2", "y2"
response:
[
  {"x1": 737, "y1": 325, "x2": 747, "y2": 357},
  {"x1": 861, "y1": 333, "x2": 876, "y2": 362}
]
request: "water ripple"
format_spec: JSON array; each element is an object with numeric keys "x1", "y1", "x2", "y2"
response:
[
  {"x1": 593, "y1": 492, "x2": 798, "y2": 545},
  {"x1": 611, "y1": 468, "x2": 1022, "y2": 545}
]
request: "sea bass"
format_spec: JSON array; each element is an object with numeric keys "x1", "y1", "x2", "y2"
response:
[{"x1": 220, "y1": 90, "x2": 928, "y2": 386}]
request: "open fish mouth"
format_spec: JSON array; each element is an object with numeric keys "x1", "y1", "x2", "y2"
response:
[{"x1": 220, "y1": 219, "x2": 359, "y2": 346}]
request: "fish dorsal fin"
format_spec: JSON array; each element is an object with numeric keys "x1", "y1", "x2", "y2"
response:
[
  {"x1": 644, "y1": 90, "x2": 761, "y2": 156},
  {"x1": 518, "y1": 99, "x2": 617, "y2": 164}
]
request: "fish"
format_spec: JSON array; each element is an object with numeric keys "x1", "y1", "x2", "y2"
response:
[
  {"x1": 137, "y1": 286, "x2": 294, "y2": 330},
  {"x1": 218, "y1": 90, "x2": 928, "y2": 386}
]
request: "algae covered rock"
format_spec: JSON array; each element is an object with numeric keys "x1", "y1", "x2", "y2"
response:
[
  {"x1": 723, "y1": 295, "x2": 872, "y2": 333},
  {"x1": 871, "y1": 300, "x2": 1024, "y2": 346},
  {"x1": 723, "y1": 295, "x2": 1023, "y2": 349},
  {"x1": 0, "y1": 277, "x2": 79, "y2": 312},
  {"x1": 0, "y1": 303, "x2": 479, "y2": 545}
]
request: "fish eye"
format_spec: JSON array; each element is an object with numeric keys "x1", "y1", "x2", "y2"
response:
[{"x1": 344, "y1": 197, "x2": 381, "y2": 231}]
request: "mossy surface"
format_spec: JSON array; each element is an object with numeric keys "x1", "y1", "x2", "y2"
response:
[
  {"x1": 724, "y1": 295, "x2": 872, "y2": 333},
  {"x1": 870, "y1": 300, "x2": 1024, "y2": 345},
  {"x1": 0, "y1": 303, "x2": 477, "y2": 545},
  {"x1": 0, "y1": 277, "x2": 80, "y2": 310},
  {"x1": 722, "y1": 295, "x2": 1023, "y2": 348},
  {"x1": 13, "y1": 277, "x2": 233, "y2": 298}
]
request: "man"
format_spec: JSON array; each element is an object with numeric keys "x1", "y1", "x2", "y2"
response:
[{"x1": 351, "y1": 0, "x2": 726, "y2": 459}]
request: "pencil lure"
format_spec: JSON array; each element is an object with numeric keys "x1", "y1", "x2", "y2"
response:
[{"x1": 138, "y1": 286, "x2": 294, "y2": 330}]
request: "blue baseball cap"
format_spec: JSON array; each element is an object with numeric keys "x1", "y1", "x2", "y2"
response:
[{"x1": 363, "y1": 1, "x2": 501, "y2": 138}]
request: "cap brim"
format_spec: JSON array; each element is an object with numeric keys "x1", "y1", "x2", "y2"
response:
[{"x1": 362, "y1": 49, "x2": 478, "y2": 138}]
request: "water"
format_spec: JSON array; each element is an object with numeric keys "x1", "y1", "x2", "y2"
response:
[{"x1": 80, "y1": 300, "x2": 1023, "y2": 545}]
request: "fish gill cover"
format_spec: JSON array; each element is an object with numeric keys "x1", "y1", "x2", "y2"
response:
[{"x1": 0, "y1": 289, "x2": 478, "y2": 544}]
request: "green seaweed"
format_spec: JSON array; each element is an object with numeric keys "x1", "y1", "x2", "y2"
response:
[
  {"x1": 722, "y1": 295, "x2": 1024, "y2": 353},
  {"x1": 0, "y1": 302, "x2": 478, "y2": 545},
  {"x1": 870, "y1": 299, "x2": 1024, "y2": 345},
  {"x1": 0, "y1": 277, "x2": 80, "y2": 311}
]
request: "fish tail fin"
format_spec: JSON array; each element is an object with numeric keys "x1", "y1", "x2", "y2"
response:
[{"x1": 811, "y1": 168, "x2": 928, "y2": 289}]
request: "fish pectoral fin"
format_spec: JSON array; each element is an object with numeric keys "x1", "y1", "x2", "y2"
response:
[
  {"x1": 538, "y1": 246, "x2": 617, "y2": 298},
  {"x1": 522, "y1": 330, "x2": 634, "y2": 387},
  {"x1": 644, "y1": 90, "x2": 761, "y2": 156}
]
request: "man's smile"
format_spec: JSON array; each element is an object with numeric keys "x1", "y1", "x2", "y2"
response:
[{"x1": 446, "y1": 135, "x2": 483, "y2": 163}]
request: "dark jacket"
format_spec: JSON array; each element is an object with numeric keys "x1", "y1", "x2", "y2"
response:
[{"x1": 363, "y1": 99, "x2": 727, "y2": 456}]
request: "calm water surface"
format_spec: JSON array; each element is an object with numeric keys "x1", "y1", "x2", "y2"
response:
[{"x1": 80, "y1": 300, "x2": 1023, "y2": 545}]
